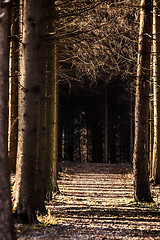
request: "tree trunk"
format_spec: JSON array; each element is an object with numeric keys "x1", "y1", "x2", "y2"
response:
[
  {"x1": 44, "y1": 0, "x2": 59, "y2": 195},
  {"x1": 149, "y1": 44, "x2": 154, "y2": 177},
  {"x1": 0, "y1": 2, "x2": 16, "y2": 239},
  {"x1": 58, "y1": 92, "x2": 63, "y2": 162},
  {"x1": 34, "y1": 0, "x2": 49, "y2": 213},
  {"x1": 52, "y1": 46, "x2": 59, "y2": 191},
  {"x1": 8, "y1": 0, "x2": 18, "y2": 173},
  {"x1": 133, "y1": 0, "x2": 153, "y2": 202},
  {"x1": 104, "y1": 85, "x2": 109, "y2": 163},
  {"x1": 14, "y1": 0, "x2": 43, "y2": 223},
  {"x1": 149, "y1": 83, "x2": 154, "y2": 177},
  {"x1": 152, "y1": 0, "x2": 160, "y2": 183},
  {"x1": 129, "y1": 89, "x2": 134, "y2": 164}
]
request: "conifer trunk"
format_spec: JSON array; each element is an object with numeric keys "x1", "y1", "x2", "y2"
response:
[
  {"x1": 104, "y1": 85, "x2": 108, "y2": 163},
  {"x1": 52, "y1": 46, "x2": 59, "y2": 191},
  {"x1": 149, "y1": 80, "x2": 154, "y2": 176},
  {"x1": 129, "y1": 89, "x2": 133, "y2": 164},
  {"x1": 0, "y1": 2, "x2": 16, "y2": 239},
  {"x1": 14, "y1": 0, "x2": 43, "y2": 222},
  {"x1": 8, "y1": 0, "x2": 18, "y2": 173},
  {"x1": 34, "y1": 0, "x2": 49, "y2": 213},
  {"x1": 45, "y1": 0, "x2": 59, "y2": 195},
  {"x1": 152, "y1": 0, "x2": 160, "y2": 183},
  {"x1": 133, "y1": 0, "x2": 153, "y2": 202}
]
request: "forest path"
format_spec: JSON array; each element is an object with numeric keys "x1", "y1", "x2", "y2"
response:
[{"x1": 18, "y1": 162, "x2": 160, "y2": 240}]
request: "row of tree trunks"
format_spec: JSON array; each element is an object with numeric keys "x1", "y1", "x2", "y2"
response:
[
  {"x1": 0, "y1": 1, "x2": 16, "y2": 239},
  {"x1": 59, "y1": 89, "x2": 133, "y2": 164},
  {"x1": 4, "y1": 2, "x2": 160, "y2": 233}
]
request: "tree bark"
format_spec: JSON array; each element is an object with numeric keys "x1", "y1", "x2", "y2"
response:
[
  {"x1": 129, "y1": 89, "x2": 134, "y2": 164},
  {"x1": 133, "y1": 0, "x2": 153, "y2": 202},
  {"x1": 44, "y1": 0, "x2": 59, "y2": 195},
  {"x1": 14, "y1": 0, "x2": 44, "y2": 223},
  {"x1": 52, "y1": 46, "x2": 59, "y2": 191},
  {"x1": 8, "y1": 0, "x2": 18, "y2": 173},
  {"x1": 152, "y1": 0, "x2": 160, "y2": 183},
  {"x1": 0, "y1": 2, "x2": 16, "y2": 239},
  {"x1": 34, "y1": 0, "x2": 50, "y2": 213}
]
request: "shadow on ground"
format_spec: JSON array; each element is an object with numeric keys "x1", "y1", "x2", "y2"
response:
[{"x1": 17, "y1": 163, "x2": 160, "y2": 240}]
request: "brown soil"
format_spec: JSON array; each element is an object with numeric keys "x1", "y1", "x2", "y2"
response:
[{"x1": 16, "y1": 162, "x2": 160, "y2": 239}]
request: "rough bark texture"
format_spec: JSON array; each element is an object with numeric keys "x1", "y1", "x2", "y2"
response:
[
  {"x1": 0, "y1": 2, "x2": 16, "y2": 239},
  {"x1": 52, "y1": 62, "x2": 59, "y2": 192},
  {"x1": 149, "y1": 79, "x2": 154, "y2": 177},
  {"x1": 14, "y1": 0, "x2": 42, "y2": 223},
  {"x1": 152, "y1": 0, "x2": 160, "y2": 183},
  {"x1": 34, "y1": 0, "x2": 49, "y2": 214},
  {"x1": 8, "y1": 0, "x2": 18, "y2": 173},
  {"x1": 129, "y1": 89, "x2": 133, "y2": 164},
  {"x1": 133, "y1": 0, "x2": 153, "y2": 202},
  {"x1": 45, "y1": 0, "x2": 59, "y2": 195}
]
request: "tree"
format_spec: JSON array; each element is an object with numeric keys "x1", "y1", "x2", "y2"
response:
[
  {"x1": 151, "y1": 0, "x2": 160, "y2": 183},
  {"x1": 56, "y1": 0, "x2": 140, "y2": 164},
  {"x1": 56, "y1": 0, "x2": 139, "y2": 87},
  {"x1": 8, "y1": 0, "x2": 18, "y2": 173},
  {"x1": 35, "y1": 0, "x2": 49, "y2": 213},
  {"x1": 13, "y1": 0, "x2": 46, "y2": 222},
  {"x1": 133, "y1": 0, "x2": 153, "y2": 202},
  {"x1": 45, "y1": 0, "x2": 59, "y2": 194},
  {"x1": 0, "y1": 1, "x2": 16, "y2": 239}
]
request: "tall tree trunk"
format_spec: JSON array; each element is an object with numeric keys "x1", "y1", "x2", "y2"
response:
[
  {"x1": 149, "y1": 83, "x2": 154, "y2": 177},
  {"x1": 149, "y1": 45, "x2": 154, "y2": 177},
  {"x1": 14, "y1": 0, "x2": 43, "y2": 223},
  {"x1": 8, "y1": 0, "x2": 18, "y2": 173},
  {"x1": 52, "y1": 46, "x2": 59, "y2": 191},
  {"x1": 0, "y1": 2, "x2": 16, "y2": 239},
  {"x1": 152, "y1": 0, "x2": 160, "y2": 183},
  {"x1": 44, "y1": 0, "x2": 59, "y2": 195},
  {"x1": 133, "y1": 0, "x2": 153, "y2": 202},
  {"x1": 104, "y1": 85, "x2": 109, "y2": 163},
  {"x1": 34, "y1": 0, "x2": 49, "y2": 213},
  {"x1": 58, "y1": 91, "x2": 63, "y2": 162},
  {"x1": 129, "y1": 89, "x2": 134, "y2": 164}
]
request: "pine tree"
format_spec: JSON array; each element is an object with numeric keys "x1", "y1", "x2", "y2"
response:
[
  {"x1": 0, "y1": 1, "x2": 16, "y2": 239},
  {"x1": 151, "y1": 0, "x2": 160, "y2": 183},
  {"x1": 133, "y1": 0, "x2": 153, "y2": 202},
  {"x1": 14, "y1": 0, "x2": 46, "y2": 222}
]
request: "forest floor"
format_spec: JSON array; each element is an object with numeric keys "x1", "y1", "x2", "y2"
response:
[{"x1": 15, "y1": 162, "x2": 160, "y2": 240}]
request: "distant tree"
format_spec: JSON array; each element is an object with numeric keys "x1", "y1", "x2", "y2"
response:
[
  {"x1": 56, "y1": 0, "x2": 140, "y2": 164},
  {"x1": 0, "y1": 1, "x2": 16, "y2": 239},
  {"x1": 133, "y1": 0, "x2": 153, "y2": 202}
]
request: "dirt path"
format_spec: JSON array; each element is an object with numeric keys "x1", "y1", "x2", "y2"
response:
[{"x1": 17, "y1": 163, "x2": 160, "y2": 239}]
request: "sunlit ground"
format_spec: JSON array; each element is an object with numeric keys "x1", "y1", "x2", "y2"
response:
[{"x1": 17, "y1": 163, "x2": 160, "y2": 240}]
